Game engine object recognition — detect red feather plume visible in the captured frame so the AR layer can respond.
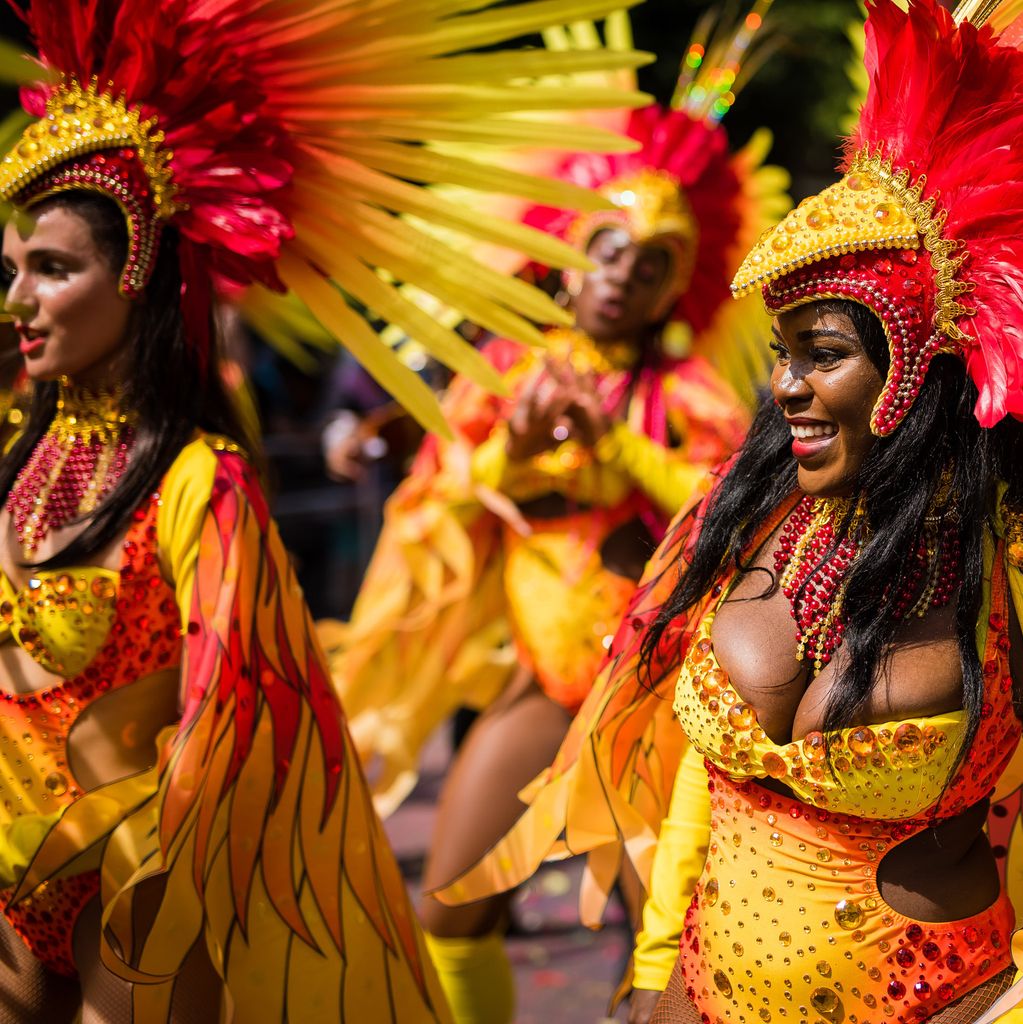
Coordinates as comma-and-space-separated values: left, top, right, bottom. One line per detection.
846, 0, 1023, 425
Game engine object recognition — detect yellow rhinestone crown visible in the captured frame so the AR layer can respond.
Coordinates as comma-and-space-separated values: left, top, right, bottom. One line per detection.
731, 149, 973, 344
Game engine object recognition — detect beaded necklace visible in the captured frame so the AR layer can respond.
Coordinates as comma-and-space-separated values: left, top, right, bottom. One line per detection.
5, 378, 136, 556
773, 491, 961, 673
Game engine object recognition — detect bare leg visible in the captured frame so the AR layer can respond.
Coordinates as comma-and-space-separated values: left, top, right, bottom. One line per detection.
419, 675, 572, 936
0, 913, 79, 1024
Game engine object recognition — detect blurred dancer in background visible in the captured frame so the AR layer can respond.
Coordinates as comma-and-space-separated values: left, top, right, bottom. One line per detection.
326, 11, 790, 1021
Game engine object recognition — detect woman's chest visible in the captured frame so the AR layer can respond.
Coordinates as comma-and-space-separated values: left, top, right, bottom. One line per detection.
710, 566, 965, 746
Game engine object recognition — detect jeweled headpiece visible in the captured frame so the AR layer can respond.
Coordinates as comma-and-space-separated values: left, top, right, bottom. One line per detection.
0, 0, 652, 431
732, 0, 1023, 435
0, 80, 177, 296
527, 1, 787, 335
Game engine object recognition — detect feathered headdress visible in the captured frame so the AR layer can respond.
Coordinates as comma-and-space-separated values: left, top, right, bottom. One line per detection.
521, 1, 790, 380
733, 0, 1023, 434
0, 0, 654, 432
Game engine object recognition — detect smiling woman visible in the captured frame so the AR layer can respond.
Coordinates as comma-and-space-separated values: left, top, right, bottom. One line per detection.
432, 4, 1023, 1023
770, 301, 885, 496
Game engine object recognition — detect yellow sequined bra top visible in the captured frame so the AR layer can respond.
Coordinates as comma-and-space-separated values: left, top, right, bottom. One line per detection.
672, 576, 1020, 822
0, 567, 119, 679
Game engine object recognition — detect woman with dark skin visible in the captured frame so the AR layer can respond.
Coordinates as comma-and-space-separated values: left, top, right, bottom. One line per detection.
433, 5, 1023, 1020
418, 229, 711, 945
647, 301, 1023, 1021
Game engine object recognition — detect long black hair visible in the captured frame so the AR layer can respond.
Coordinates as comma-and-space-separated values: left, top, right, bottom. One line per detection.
0, 191, 259, 568
640, 299, 1023, 769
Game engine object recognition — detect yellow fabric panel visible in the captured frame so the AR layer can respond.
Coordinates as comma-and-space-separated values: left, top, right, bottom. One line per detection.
424, 931, 515, 1024
0, 566, 119, 677
595, 421, 707, 517
0, 811, 63, 890
155, 434, 220, 630
631, 741, 710, 992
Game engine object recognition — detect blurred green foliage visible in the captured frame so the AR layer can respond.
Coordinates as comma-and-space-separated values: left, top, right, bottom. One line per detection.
632, 0, 863, 198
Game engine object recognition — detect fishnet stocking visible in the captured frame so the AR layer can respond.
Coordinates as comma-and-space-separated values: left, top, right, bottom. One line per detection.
649, 959, 701, 1024
926, 966, 1015, 1022
0, 914, 79, 1024
648, 958, 1016, 1023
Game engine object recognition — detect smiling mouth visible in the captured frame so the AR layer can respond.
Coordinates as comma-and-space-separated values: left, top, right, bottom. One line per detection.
789, 423, 837, 440
17, 328, 47, 355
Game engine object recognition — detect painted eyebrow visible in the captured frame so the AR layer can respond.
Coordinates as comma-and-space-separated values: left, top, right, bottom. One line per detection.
796, 327, 856, 343
770, 326, 857, 343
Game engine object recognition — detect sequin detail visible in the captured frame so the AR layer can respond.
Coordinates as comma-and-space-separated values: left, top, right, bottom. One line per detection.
0, 493, 182, 975
672, 545, 1019, 1020
0, 870, 100, 976
679, 769, 1014, 1023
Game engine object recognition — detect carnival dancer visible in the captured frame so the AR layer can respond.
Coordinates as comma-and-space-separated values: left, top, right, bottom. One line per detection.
0, 0, 655, 1019
434, 2, 1023, 1021
325, 16, 788, 1022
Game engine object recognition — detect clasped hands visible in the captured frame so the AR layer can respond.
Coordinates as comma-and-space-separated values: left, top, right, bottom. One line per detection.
505, 356, 612, 461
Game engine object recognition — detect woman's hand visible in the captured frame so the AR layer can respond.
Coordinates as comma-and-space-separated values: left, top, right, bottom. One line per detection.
504, 357, 613, 460
505, 366, 574, 461
628, 988, 663, 1024
545, 357, 612, 446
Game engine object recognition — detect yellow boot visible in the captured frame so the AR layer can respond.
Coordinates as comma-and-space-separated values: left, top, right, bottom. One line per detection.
423, 931, 515, 1024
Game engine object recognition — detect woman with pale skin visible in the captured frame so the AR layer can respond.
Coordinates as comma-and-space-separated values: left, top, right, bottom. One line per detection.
0, 191, 452, 1024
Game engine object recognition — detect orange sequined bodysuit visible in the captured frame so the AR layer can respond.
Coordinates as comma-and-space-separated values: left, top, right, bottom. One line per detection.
0, 496, 180, 975
672, 551, 1020, 1022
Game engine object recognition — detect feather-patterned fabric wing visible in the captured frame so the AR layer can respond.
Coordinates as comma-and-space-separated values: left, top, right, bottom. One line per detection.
13, 444, 451, 1022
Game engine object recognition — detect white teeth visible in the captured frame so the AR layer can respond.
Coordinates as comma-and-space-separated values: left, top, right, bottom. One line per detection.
790, 423, 837, 439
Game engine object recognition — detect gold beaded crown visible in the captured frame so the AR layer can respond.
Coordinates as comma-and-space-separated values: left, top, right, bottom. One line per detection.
568, 166, 701, 314
539, 1, 780, 333
0, 79, 178, 296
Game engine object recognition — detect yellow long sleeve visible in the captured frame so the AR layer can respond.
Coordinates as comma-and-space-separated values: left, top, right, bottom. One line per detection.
595, 421, 707, 517
631, 742, 711, 992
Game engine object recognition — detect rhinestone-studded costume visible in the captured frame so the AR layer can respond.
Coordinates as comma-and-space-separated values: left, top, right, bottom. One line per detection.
0, 497, 172, 977
435, 471, 1023, 1021
672, 581, 1018, 1020
432, 2, 1023, 1019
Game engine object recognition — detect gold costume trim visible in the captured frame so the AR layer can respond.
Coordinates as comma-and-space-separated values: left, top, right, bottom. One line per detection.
0, 78, 177, 218
731, 149, 972, 349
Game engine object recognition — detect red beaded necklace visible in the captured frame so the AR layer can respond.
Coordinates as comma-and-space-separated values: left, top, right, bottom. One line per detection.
773, 491, 960, 674
6, 379, 136, 556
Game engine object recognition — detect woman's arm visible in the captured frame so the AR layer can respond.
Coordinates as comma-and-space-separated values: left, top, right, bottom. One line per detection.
630, 744, 711, 1003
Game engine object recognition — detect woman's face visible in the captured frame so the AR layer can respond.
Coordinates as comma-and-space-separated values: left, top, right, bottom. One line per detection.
572, 228, 671, 344
770, 303, 885, 497
2, 205, 133, 385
